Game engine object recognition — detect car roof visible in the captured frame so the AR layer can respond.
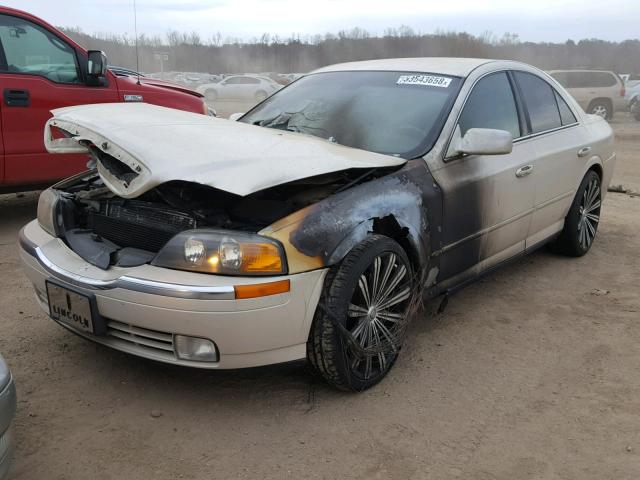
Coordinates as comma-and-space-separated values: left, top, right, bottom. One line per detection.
312, 57, 496, 77
548, 69, 616, 74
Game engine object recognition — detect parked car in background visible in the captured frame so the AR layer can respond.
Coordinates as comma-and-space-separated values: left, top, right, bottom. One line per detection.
548, 69, 626, 119
0, 354, 16, 479
0, 6, 211, 193
619, 73, 640, 83
630, 92, 640, 121
20, 58, 615, 391
196, 75, 281, 102
625, 79, 640, 101
284, 73, 305, 82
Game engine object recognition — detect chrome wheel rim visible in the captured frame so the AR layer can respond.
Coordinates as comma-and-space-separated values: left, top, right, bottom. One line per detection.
346, 252, 412, 380
578, 177, 601, 250
592, 105, 608, 118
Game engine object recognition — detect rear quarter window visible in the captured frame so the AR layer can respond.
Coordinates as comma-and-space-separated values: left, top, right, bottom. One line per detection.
585, 72, 618, 88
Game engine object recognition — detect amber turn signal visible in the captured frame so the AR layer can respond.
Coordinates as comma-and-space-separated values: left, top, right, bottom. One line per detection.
234, 280, 290, 299
240, 243, 283, 273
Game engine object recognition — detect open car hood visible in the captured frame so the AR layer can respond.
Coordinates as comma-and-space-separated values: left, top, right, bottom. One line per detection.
44, 103, 406, 198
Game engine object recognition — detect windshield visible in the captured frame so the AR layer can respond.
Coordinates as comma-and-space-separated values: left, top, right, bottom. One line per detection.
240, 71, 462, 158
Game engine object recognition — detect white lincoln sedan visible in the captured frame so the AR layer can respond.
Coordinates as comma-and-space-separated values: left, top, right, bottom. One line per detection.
19, 58, 615, 391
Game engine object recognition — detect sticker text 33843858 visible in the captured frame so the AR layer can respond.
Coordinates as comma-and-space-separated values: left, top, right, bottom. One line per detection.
397, 74, 452, 88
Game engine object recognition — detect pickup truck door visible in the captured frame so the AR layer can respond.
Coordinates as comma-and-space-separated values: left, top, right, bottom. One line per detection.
0, 13, 118, 189
433, 71, 536, 287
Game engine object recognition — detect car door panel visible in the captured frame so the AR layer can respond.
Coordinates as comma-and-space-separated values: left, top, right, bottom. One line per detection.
0, 100, 3, 183
0, 14, 119, 186
511, 71, 591, 249
434, 142, 536, 286
0, 73, 118, 186
526, 127, 588, 248
432, 71, 536, 287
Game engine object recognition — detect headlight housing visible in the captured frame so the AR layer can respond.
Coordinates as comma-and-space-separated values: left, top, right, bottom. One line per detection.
152, 230, 287, 276
37, 188, 60, 237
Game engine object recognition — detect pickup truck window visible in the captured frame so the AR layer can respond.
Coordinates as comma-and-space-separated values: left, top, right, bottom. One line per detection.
0, 14, 81, 84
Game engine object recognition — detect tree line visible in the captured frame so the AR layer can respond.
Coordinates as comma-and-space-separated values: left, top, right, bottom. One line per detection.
60, 26, 640, 75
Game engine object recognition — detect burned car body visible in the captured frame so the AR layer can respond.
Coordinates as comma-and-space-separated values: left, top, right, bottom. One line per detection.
19, 58, 616, 390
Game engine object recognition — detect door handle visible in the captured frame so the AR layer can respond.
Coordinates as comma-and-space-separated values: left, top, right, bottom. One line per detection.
515, 165, 534, 178
3, 89, 30, 107
577, 146, 592, 157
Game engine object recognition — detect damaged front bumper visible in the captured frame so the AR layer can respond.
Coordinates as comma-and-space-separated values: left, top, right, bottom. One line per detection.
19, 220, 327, 369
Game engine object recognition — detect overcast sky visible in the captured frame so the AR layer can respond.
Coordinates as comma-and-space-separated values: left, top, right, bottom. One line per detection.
4, 0, 638, 43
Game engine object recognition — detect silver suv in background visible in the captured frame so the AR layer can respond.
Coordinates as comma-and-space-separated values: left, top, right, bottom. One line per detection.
548, 69, 626, 119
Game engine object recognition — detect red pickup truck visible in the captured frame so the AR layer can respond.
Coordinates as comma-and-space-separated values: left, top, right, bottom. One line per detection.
0, 6, 210, 192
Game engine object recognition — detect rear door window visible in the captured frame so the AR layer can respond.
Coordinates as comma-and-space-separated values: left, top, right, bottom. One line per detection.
458, 72, 521, 139
514, 72, 562, 133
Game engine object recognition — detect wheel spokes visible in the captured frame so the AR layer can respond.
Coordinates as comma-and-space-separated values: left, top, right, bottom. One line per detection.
374, 253, 396, 304
377, 265, 407, 306
378, 286, 411, 311
358, 275, 372, 307
348, 303, 369, 317
345, 250, 413, 380
586, 199, 601, 213
371, 256, 382, 302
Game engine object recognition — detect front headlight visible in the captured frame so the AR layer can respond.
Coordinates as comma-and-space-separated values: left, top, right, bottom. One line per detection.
37, 188, 60, 236
152, 230, 287, 276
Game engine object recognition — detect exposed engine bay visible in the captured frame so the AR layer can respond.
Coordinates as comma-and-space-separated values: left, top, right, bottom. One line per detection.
53, 166, 396, 270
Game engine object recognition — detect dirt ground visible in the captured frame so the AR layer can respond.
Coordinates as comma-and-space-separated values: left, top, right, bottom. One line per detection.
0, 115, 639, 480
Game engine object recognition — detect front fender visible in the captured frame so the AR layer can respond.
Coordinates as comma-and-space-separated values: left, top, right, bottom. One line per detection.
261, 160, 439, 275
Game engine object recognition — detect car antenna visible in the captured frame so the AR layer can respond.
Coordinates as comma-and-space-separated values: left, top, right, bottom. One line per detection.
133, 0, 141, 85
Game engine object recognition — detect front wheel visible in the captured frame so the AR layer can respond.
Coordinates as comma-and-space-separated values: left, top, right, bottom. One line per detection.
551, 171, 601, 256
307, 235, 415, 391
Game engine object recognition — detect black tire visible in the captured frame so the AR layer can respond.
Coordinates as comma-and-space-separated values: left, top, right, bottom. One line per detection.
588, 100, 612, 120
550, 171, 602, 257
204, 89, 218, 101
307, 235, 414, 391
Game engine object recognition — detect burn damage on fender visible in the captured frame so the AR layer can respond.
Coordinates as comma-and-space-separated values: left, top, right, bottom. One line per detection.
261, 159, 443, 282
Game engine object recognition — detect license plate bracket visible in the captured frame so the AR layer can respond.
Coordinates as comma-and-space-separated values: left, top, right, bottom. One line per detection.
45, 280, 107, 336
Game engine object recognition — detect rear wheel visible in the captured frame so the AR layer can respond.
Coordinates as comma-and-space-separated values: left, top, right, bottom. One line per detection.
588, 100, 612, 120
551, 171, 601, 256
255, 90, 268, 102
307, 235, 415, 391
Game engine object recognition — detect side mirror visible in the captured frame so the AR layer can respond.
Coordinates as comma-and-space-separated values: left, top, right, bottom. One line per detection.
448, 126, 513, 157
87, 50, 107, 78
228, 112, 245, 121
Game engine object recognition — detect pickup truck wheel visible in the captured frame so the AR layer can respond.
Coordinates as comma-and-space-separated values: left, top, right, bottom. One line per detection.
551, 171, 601, 257
307, 235, 414, 391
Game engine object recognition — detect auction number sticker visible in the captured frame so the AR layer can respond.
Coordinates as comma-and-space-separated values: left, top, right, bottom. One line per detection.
397, 74, 452, 88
